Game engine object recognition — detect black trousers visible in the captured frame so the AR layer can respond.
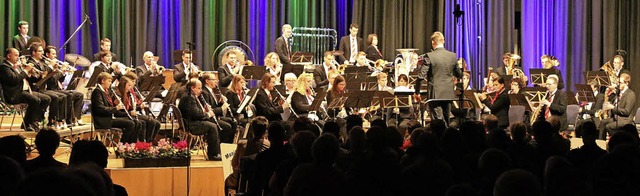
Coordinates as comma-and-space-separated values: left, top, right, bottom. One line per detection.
13, 91, 50, 127
57, 90, 83, 122
136, 114, 160, 142
112, 117, 138, 143
188, 120, 221, 158
42, 90, 66, 122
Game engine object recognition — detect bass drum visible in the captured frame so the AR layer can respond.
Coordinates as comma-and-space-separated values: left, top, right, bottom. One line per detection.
213, 46, 247, 70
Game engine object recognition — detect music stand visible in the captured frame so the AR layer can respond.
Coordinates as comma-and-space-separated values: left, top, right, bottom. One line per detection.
157, 82, 183, 120
346, 76, 366, 91
344, 66, 369, 80
509, 94, 532, 111
501, 75, 514, 91
456, 90, 482, 109
585, 71, 611, 87
529, 69, 555, 87
140, 77, 165, 103
35, 70, 59, 89
241, 66, 266, 80
309, 91, 327, 112
85, 67, 105, 88
281, 64, 305, 77
291, 52, 314, 64
566, 91, 578, 105
364, 76, 379, 91
575, 84, 596, 103
522, 87, 548, 110
66, 70, 85, 90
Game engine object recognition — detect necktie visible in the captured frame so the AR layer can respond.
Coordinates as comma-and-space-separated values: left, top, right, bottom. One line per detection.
376, 46, 383, 57
545, 93, 554, 118
104, 90, 114, 106
350, 37, 357, 62
491, 90, 501, 104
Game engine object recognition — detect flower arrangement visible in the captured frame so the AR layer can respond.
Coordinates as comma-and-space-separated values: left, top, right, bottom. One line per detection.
117, 139, 190, 159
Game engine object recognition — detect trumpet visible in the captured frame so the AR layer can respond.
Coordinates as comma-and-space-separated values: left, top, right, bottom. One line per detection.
43, 57, 77, 72
19, 57, 44, 76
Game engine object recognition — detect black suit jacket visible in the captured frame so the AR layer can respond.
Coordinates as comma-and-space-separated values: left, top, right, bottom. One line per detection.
313, 65, 330, 87
93, 52, 118, 62
482, 89, 510, 129
254, 88, 284, 121
225, 90, 247, 117
611, 89, 636, 125
217, 64, 234, 88
426, 47, 460, 99
365, 45, 383, 61
582, 93, 604, 116
90, 86, 130, 128
178, 94, 212, 129
338, 35, 365, 63
12, 35, 30, 55
173, 63, 200, 84
538, 90, 568, 131
291, 91, 310, 115
0, 60, 29, 104
202, 87, 225, 116
274, 36, 291, 65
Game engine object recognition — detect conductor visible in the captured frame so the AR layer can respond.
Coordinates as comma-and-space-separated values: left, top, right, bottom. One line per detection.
424, 32, 462, 124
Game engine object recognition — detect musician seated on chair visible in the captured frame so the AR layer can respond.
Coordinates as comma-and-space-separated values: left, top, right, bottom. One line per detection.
575, 80, 604, 137
90, 72, 138, 143
218, 50, 240, 88
284, 72, 297, 95
255, 73, 290, 122
377, 72, 393, 92
86, 51, 125, 79
120, 73, 161, 142
27, 43, 67, 129
44, 46, 85, 127
291, 73, 319, 120
225, 74, 252, 124
137, 51, 165, 77
178, 78, 222, 160
538, 74, 568, 132
201, 72, 236, 143
598, 73, 635, 139
479, 77, 510, 130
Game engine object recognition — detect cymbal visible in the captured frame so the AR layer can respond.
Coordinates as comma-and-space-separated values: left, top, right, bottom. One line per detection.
64, 53, 92, 67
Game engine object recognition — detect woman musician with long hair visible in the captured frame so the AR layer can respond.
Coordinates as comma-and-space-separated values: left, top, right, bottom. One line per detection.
264, 52, 283, 84
225, 74, 252, 124
121, 72, 161, 142
326, 75, 348, 118
291, 73, 323, 122
90, 72, 139, 143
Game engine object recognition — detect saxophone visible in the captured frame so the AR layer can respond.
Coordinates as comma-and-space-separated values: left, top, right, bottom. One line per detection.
530, 103, 543, 125
595, 88, 612, 120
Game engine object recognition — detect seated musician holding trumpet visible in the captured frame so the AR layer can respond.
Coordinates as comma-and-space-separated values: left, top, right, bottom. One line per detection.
27, 43, 69, 129
120, 72, 161, 142
137, 51, 165, 77
314, 51, 337, 88
90, 72, 139, 143
43, 46, 84, 127
178, 78, 223, 160
0, 48, 50, 131
597, 73, 635, 139
218, 50, 241, 88
86, 51, 127, 79
173, 49, 200, 84
201, 72, 236, 143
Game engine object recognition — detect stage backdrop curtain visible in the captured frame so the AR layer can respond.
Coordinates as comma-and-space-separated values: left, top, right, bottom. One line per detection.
444, 0, 486, 89
521, 0, 640, 97
1, 0, 353, 71
352, 0, 445, 61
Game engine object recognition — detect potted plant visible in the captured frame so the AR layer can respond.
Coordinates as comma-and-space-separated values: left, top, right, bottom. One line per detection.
117, 139, 191, 168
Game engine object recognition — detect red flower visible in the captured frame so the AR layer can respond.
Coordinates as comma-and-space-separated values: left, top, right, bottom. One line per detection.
173, 141, 188, 150
135, 141, 152, 151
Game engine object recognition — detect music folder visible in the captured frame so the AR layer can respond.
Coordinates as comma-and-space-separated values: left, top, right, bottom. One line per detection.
85, 66, 104, 88
241, 66, 266, 80
508, 94, 532, 111
239, 87, 260, 114
309, 90, 327, 112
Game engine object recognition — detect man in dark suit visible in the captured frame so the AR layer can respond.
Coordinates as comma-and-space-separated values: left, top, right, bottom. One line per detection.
540, 55, 565, 90
27, 44, 67, 128
314, 51, 335, 88
201, 72, 236, 143
92, 38, 118, 62
0, 48, 50, 131
90, 72, 138, 143
575, 80, 605, 137
538, 74, 568, 132
338, 23, 365, 64
178, 79, 222, 160
136, 51, 164, 77
480, 77, 510, 129
44, 46, 85, 126
173, 49, 200, 84
598, 73, 635, 139
611, 55, 631, 78
254, 73, 290, 121
25, 128, 67, 173
217, 50, 239, 88
424, 31, 462, 124
274, 24, 292, 65
12, 21, 30, 55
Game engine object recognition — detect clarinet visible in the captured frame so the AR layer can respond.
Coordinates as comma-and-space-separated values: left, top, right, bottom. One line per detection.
216, 87, 236, 123
201, 96, 223, 131
134, 86, 156, 118
274, 87, 299, 118
111, 88, 134, 120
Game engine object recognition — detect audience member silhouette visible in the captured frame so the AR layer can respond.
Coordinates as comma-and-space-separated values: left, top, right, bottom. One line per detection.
252, 121, 294, 195
25, 128, 67, 173
0, 156, 24, 195
269, 131, 317, 196
0, 135, 27, 167
493, 169, 540, 196
476, 149, 512, 196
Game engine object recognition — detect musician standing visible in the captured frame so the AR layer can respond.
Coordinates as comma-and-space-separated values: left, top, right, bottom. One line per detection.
201, 72, 236, 143
598, 73, 635, 139
1, 48, 50, 131
274, 24, 293, 66
424, 32, 462, 124
314, 51, 335, 88
178, 79, 222, 160
26, 44, 67, 129
479, 77, 510, 129
339, 23, 365, 64
90, 72, 138, 143
217, 50, 239, 88
93, 38, 118, 62
538, 75, 568, 132
12, 21, 30, 55
611, 55, 630, 77
43, 46, 85, 127
254, 73, 290, 121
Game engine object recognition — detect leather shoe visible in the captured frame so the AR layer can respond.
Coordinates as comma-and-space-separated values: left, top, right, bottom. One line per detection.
208, 154, 222, 161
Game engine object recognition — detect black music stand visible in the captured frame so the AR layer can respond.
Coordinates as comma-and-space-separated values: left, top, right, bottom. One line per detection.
85, 67, 105, 88
454, 90, 482, 109
509, 94, 532, 112
281, 64, 305, 77
501, 75, 514, 91
309, 91, 327, 113
140, 77, 165, 103
327, 93, 349, 117
344, 91, 376, 109
66, 70, 85, 90
346, 76, 366, 91
364, 76, 379, 91
35, 70, 60, 90
566, 91, 578, 105
241, 66, 266, 80
575, 84, 596, 103
344, 67, 369, 80
291, 52, 314, 64
529, 69, 555, 87
157, 82, 183, 121
585, 71, 611, 87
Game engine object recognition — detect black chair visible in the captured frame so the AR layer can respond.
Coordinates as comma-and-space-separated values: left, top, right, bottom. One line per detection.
170, 104, 208, 160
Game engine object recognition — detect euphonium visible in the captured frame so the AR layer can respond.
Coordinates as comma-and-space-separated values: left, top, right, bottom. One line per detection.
512, 68, 525, 79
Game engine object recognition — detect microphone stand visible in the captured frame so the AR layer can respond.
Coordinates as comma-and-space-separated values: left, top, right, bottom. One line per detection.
453, 3, 465, 127
59, 14, 92, 53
